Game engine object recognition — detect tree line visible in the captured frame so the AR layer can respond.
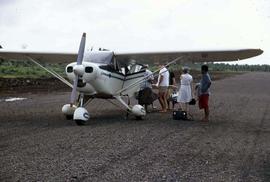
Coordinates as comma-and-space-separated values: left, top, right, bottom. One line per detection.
207, 63, 270, 72
0, 59, 269, 78
176, 63, 270, 72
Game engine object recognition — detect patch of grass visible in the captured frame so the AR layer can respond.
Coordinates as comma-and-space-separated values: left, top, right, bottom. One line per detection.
0, 60, 65, 78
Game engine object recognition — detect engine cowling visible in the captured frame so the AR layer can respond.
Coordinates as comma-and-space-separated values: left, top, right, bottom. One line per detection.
82, 63, 99, 82
65, 62, 99, 83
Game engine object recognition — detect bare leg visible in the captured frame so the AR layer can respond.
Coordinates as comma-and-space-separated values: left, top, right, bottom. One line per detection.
204, 107, 209, 121
177, 103, 182, 111
158, 92, 165, 111
158, 97, 163, 110
167, 100, 170, 110
184, 103, 188, 112
163, 92, 168, 111
180, 102, 186, 111
185, 103, 189, 112
186, 103, 193, 120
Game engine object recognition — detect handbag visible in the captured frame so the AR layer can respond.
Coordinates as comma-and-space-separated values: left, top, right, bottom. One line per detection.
189, 98, 196, 105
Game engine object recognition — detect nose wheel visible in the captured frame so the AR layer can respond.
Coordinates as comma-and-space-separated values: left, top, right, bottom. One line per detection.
73, 94, 90, 125
62, 93, 91, 125
75, 120, 86, 125
73, 106, 89, 125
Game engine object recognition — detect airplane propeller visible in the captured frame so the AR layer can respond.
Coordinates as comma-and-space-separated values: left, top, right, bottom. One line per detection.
70, 33, 86, 105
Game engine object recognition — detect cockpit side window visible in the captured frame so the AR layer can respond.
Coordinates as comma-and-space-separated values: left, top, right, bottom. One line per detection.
99, 55, 145, 76
127, 64, 143, 74
99, 55, 125, 75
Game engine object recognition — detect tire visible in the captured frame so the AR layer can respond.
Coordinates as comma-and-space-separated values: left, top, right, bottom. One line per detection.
65, 115, 73, 120
135, 116, 143, 120
75, 120, 86, 125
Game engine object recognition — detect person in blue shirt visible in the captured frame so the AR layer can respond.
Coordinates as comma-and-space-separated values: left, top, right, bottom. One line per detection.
198, 65, 211, 122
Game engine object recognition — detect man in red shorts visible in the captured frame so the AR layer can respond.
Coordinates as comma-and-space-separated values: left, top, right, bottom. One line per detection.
198, 65, 211, 122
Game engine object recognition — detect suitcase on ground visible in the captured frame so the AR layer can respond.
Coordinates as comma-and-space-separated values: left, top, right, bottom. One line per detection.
172, 110, 187, 120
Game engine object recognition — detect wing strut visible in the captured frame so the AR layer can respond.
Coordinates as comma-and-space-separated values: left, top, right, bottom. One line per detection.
27, 57, 73, 88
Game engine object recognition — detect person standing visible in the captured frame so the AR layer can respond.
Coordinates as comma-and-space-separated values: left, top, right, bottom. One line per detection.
198, 65, 211, 122
138, 65, 156, 112
140, 64, 154, 89
177, 67, 193, 116
166, 66, 176, 110
156, 64, 169, 112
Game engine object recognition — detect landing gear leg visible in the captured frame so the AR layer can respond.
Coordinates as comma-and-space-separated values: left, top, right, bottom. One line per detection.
115, 96, 146, 119
125, 96, 131, 119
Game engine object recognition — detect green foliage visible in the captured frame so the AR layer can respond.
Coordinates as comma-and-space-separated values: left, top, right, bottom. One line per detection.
0, 59, 65, 78
205, 63, 270, 72
165, 62, 270, 72
0, 59, 269, 79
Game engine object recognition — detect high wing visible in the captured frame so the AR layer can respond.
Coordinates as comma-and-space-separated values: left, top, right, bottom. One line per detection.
0, 50, 77, 63
115, 49, 263, 64
0, 48, 263, 63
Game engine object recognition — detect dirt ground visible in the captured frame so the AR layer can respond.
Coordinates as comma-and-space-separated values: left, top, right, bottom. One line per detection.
0, 72, 270, 181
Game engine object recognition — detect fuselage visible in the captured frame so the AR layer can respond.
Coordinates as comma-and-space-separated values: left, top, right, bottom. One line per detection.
65, 51, 145, 98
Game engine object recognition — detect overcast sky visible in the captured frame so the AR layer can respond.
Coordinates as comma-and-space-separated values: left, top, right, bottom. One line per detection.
0, 0, 269, 64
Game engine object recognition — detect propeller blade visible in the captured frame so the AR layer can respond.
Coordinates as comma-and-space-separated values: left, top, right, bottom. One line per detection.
76, 32, 86, 65
70, 75, 78, 105
70, 33, 86, 105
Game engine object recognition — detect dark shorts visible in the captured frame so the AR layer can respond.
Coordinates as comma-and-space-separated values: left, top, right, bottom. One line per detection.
199, 94, 209, 109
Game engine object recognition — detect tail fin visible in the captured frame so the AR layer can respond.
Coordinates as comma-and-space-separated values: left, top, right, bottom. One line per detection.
0, 45, 2, 49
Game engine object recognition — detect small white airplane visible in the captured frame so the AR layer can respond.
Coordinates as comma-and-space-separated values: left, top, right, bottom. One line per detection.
0, 33, 263, 125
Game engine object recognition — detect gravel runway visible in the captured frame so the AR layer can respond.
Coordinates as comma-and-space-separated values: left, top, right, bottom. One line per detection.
0, 72, 270, 181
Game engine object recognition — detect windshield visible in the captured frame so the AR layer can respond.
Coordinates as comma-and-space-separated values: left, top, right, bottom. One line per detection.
84, 51, 114, 64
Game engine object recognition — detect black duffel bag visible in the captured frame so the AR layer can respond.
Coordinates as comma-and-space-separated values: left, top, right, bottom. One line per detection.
138, 87, 158, 105
172, 110, 188, 120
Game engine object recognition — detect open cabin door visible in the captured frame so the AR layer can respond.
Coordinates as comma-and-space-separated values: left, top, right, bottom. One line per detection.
118, 59, 146, 97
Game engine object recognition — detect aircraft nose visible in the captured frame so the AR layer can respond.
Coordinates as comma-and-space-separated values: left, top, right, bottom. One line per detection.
66, 63, 98, 82
73, 65, 85, 76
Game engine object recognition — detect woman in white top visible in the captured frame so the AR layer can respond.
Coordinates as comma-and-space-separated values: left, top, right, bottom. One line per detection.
177, 67, 193, 114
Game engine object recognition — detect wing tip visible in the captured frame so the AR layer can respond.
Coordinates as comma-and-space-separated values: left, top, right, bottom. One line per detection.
252, 48, 264, 57
258, 49, 263, 55
238, 48, 264, 61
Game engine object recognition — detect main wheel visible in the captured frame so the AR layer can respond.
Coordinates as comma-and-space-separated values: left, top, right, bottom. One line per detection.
75, 120, 86, 125
135, 116, 143, 120
66, 115, 73, 120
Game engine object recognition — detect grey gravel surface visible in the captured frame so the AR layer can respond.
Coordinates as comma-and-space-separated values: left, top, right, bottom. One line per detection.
0, 72, 270, 182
